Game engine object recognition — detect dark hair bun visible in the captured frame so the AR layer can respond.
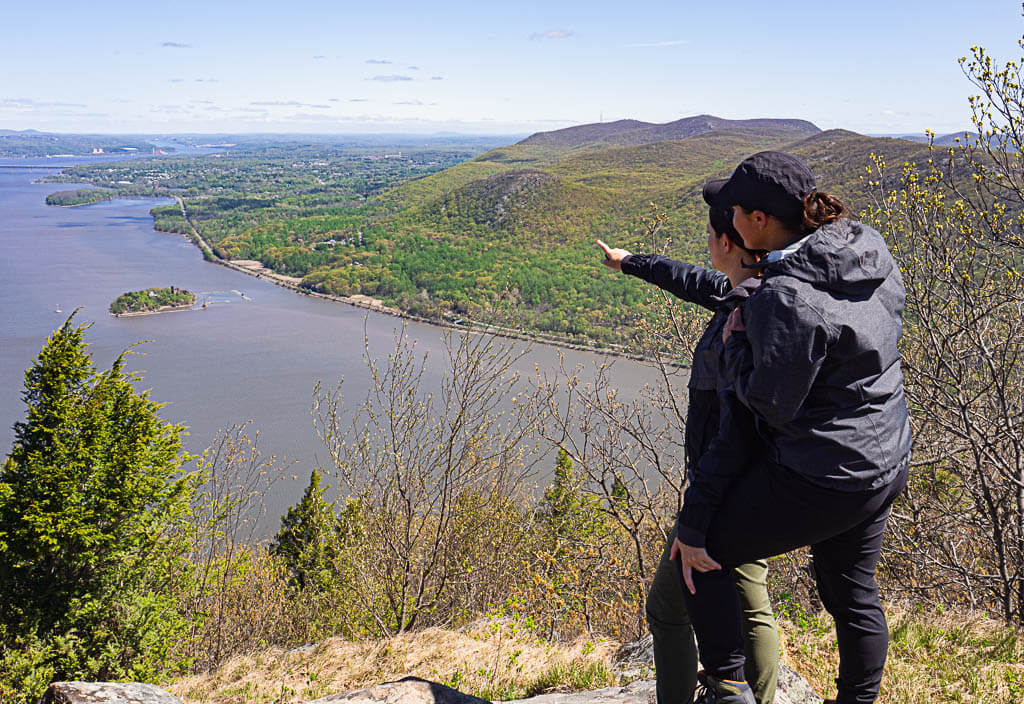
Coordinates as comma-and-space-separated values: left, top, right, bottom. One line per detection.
802, 192, 848, 231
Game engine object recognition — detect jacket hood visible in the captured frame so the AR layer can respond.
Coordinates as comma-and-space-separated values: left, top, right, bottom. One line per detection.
761, 219, 893, 296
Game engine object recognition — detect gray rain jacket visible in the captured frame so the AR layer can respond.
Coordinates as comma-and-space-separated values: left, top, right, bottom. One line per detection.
677, 219, 913, 546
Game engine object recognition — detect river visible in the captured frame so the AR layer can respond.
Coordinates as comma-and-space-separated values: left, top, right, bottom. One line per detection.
0, 156, 677, 531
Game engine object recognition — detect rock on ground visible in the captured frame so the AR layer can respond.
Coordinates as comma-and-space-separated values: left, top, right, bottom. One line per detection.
307, 677, 491, 704
501, 677, 823, 704
309, 674, 821, 704
613, 634, 823, 704
502, 680, 656, 704
38, 682, 183, 704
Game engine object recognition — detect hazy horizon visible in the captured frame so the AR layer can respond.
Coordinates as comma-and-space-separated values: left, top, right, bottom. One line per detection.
4, 0, 1023, 136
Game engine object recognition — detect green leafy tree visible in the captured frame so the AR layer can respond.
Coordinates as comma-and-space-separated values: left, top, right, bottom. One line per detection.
0, 314, 194, 701
540, 450, 605, 542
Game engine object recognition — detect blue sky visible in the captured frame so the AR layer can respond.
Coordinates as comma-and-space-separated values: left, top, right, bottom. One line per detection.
3, 0, 1023, 135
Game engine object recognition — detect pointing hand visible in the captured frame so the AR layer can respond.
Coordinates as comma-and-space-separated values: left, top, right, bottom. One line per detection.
597, 239, 632, 271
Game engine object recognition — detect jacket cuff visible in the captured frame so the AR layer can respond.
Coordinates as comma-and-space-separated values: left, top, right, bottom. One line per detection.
675, 513, 707, 549
620, 253, 643, 277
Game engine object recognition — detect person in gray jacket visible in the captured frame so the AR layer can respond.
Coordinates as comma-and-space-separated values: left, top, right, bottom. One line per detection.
672, 152, 912, 704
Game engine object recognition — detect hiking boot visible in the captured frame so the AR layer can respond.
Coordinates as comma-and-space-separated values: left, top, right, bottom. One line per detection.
693, 674, 757, 704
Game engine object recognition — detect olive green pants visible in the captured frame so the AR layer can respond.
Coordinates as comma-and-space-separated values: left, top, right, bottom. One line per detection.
645, 526, 779, 704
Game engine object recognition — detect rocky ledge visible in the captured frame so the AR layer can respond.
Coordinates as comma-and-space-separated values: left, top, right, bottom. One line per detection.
40, 635, 823, 704
40, 670, 822, 704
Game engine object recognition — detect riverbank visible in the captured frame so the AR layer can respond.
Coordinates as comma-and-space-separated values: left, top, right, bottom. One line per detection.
219, 257, 652, 362
111, 302, 195, 318
168, 198, 656, 364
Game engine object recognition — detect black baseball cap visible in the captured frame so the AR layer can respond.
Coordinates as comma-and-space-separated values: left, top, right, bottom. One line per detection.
703, 151, 816, 218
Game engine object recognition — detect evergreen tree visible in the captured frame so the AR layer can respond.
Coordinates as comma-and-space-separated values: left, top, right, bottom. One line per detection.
533, 449, 609, 635
271, 468, 338, 589
540, 449, 604, 541
0, 314, 193, 699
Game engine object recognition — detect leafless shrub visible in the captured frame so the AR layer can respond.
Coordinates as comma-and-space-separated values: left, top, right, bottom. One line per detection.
867, 39, 1024, 622
313, 325, 542, 636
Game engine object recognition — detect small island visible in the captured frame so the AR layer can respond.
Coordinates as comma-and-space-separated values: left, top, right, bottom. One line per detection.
110, 287, 196, 316
46, 188, 116, 207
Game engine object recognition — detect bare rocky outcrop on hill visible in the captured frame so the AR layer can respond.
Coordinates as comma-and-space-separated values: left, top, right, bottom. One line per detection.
519, 115, 820, 150
438, 169, 558, 228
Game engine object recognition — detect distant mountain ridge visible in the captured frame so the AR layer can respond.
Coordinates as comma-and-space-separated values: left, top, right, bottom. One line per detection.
893, 131, 980, 147
519, 114, 821, 149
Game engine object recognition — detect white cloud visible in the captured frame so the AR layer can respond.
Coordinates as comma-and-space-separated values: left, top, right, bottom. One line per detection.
152, 105, 190, 114
530, 29, 573, 40
252, 100, 308, 107
619, 39, 688, 48
0, 98, 86, 109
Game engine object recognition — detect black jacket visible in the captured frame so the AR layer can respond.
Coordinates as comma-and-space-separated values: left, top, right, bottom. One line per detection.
625, 221, 913, 547
675, 277, 764, 547
620, 253, 733, 473
622, 255, 768, 548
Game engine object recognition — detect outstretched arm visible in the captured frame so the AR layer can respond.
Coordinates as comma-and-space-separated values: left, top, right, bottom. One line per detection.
596, 239, 730, 310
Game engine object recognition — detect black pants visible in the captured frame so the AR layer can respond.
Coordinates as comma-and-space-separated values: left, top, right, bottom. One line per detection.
680, 457, 909, 704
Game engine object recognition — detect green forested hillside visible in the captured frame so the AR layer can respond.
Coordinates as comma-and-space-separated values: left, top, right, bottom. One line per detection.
272, 125, 934, 345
